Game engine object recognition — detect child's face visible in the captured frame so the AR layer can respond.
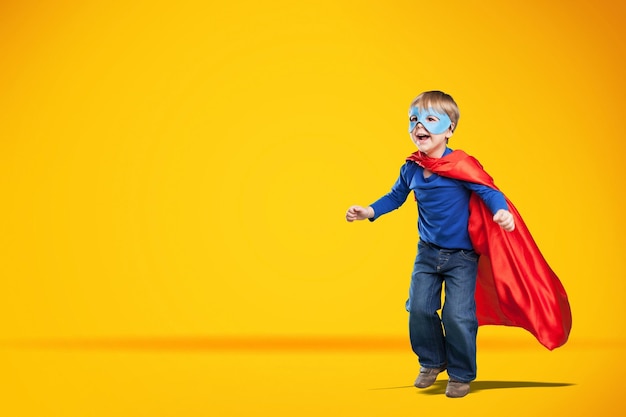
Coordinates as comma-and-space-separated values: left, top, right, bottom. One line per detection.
408, 107, 454, 157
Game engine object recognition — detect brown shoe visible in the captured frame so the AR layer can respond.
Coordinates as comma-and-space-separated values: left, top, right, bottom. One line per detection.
414, 365, 446, 388
445, 379, 470, 398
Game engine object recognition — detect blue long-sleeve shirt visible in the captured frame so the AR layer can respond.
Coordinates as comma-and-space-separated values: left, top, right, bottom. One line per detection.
370, 148, 508, 250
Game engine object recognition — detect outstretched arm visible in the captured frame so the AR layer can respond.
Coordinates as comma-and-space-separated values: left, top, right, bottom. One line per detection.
345, 205, 374, 222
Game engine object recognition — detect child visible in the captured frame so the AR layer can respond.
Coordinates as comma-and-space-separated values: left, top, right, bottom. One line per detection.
345, 91, 570, 398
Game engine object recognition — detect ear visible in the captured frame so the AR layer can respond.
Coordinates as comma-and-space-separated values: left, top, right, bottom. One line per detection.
446, 123, 455, 139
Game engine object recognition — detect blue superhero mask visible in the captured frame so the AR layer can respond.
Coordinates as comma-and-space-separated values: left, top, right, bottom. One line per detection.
408, 107, 452, 135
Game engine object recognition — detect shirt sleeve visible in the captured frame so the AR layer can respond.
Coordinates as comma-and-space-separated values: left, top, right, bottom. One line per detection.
369, 164, 412, 221
463, 182, 509, 215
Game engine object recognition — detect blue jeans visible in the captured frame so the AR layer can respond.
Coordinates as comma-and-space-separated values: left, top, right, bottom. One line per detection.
406, 240, 479, 382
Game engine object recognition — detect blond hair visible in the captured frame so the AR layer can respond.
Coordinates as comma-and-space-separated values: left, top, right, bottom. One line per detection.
410, 91, 460, 132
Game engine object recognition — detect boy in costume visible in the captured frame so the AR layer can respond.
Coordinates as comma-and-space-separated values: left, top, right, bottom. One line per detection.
345, 91, 571, 398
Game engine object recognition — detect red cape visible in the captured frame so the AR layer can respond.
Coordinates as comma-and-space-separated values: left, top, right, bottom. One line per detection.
407, 150, 572, 350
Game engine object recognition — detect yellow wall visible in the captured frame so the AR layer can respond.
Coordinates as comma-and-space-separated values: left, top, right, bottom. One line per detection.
0, 0, 624, 345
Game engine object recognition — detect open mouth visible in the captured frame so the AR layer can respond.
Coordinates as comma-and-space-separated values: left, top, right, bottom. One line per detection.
415, 133, 430, 142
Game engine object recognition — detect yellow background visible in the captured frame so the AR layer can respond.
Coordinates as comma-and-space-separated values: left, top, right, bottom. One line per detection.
0, 0, 625, 415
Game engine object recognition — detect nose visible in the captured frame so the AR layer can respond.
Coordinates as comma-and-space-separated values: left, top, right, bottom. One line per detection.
412, 122, 425, 132
409, 117, 427, 134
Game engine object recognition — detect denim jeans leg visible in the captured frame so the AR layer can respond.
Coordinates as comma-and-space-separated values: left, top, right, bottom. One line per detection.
440, 249, 479, 382
406, 242, 447, 368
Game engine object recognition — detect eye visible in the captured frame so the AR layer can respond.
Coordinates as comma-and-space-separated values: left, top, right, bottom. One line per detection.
426, 116, 439, 123
409, 116, 418, 122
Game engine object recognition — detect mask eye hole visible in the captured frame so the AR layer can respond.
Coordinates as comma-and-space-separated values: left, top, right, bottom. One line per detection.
425, 116, 439, 123
409, 116, 418, 122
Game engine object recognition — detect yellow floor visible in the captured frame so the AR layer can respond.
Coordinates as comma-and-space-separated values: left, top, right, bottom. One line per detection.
0, 336, 621, 417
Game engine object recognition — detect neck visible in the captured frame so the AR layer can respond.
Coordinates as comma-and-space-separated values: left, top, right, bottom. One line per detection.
421, 146, 447, 159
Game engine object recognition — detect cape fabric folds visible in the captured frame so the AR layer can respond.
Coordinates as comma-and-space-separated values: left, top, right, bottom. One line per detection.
406, 150, 572, 350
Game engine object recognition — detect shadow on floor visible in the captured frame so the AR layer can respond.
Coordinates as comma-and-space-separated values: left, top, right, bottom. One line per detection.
371, 380, 574, 393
